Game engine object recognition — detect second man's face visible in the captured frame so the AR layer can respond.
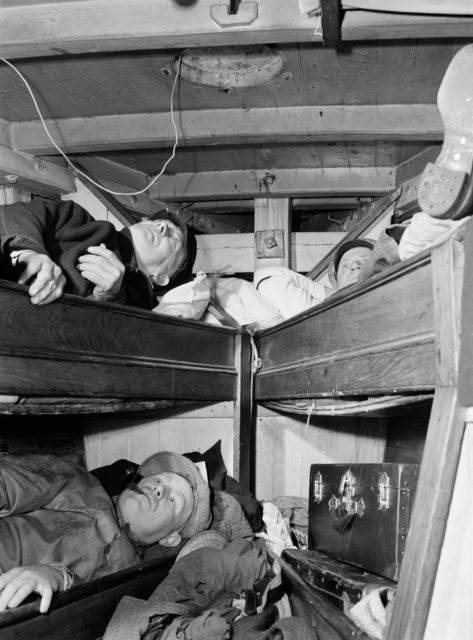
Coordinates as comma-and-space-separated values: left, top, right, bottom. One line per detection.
129, 220, 183, 286
118, 471, 194, 545
336, 246, 372, 289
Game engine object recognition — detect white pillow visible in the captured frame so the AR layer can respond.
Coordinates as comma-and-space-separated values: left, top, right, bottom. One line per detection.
153, 271, 210, 320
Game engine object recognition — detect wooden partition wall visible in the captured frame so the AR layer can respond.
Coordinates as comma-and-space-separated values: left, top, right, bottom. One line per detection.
253, 220, 471, 640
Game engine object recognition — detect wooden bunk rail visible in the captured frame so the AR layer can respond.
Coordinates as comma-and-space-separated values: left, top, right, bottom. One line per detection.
254, 251, 436, 400
0, 553, 176, 640
0, 280, 238, 400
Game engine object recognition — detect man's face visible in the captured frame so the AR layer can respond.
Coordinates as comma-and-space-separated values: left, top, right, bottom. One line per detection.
118, 471, 194, 545
336, 246, 372, 289
129, 219, 184, 286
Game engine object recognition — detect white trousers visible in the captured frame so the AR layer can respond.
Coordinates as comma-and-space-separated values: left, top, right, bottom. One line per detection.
254, 267, 331, 319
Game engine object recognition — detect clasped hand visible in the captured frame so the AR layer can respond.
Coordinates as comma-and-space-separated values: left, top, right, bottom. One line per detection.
17, 244, 125, 305
0, 564, 63, 613
77, 243, 125, 299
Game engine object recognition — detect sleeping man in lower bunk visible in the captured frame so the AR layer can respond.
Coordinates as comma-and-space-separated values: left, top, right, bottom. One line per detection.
0, 450, 314, 639
0, 450, 253, 613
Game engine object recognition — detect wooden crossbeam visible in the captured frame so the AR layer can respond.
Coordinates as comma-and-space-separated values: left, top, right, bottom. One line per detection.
343, 9, 473, 40
149, 167, 395, 202
73, 163, 138, 227
0, 0, 322, 59
10, 105, 443, 156
0, 144, 74, 195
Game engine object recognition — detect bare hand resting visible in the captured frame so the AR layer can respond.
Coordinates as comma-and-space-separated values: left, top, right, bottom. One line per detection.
17, 252, 66, 305
0, 564, 64, 613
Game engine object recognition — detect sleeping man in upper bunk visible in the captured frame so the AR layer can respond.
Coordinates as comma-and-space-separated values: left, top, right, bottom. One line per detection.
205, 237, 375, 329
254, 237, 374, 320
0, 199, 196, 309
0, 450, 253, 614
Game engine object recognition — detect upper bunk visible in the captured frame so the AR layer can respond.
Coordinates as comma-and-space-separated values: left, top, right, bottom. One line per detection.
253, 216, 469, 414
0, 280, 241, 412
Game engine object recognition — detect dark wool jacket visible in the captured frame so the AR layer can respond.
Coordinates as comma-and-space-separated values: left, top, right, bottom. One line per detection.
0, 200, 196, 309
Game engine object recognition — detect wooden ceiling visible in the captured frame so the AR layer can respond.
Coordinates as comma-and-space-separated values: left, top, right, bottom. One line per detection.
0, 1, 472, 217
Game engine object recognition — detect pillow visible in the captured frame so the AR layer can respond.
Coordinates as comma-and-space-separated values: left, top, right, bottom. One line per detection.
153, 271, 210, 320
91, 459, 139, 497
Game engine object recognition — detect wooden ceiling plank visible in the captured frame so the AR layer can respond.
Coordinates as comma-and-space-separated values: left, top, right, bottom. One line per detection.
348, 142, 376, 168
10, 105, 443, 155
0, 144, 74, 195
406, 42, 461, 104
298, 44, 344, 106
375, 140, 403, 168
342, 10, 473, 41
337, 43, 378, 105
269, 44, 308, 110
320, 142, 349, 169
149, 167, 395, 201
395, 145, 441, 185
0, 1, 322, 60
376, 41, 419, 106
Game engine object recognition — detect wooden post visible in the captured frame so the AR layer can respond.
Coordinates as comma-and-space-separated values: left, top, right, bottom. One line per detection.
387, 231, 468, 639
232, 332, 254, 494
254, 197, 292, 271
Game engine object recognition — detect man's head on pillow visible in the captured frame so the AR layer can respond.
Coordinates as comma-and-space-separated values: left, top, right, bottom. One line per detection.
117, 452, 212, 547
333, 239, 374, 289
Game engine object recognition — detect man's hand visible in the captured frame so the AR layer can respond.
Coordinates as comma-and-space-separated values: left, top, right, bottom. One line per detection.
77, 244, 125, 299
17, 252, 66, 305
0, 564, 64, 613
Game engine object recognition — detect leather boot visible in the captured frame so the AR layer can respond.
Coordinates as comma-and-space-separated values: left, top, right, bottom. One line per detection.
418, 44, 473, 219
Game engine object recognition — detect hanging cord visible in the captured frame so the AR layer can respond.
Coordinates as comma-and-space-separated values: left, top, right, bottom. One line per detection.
250, 335, 262, 374
314, 9, 323, 38
306, 400, 316, 427
0, 55, 182, 197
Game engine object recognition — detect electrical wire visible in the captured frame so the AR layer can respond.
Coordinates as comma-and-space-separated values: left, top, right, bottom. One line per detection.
0, 56, 182, 197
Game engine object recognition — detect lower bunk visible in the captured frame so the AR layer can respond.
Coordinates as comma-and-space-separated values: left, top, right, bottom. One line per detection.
0, 553, 176, 640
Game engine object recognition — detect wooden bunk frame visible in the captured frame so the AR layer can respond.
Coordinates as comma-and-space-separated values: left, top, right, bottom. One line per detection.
0, 217, 470, 639
254, 249, 436, 401
253, 219, 471, 640
0, 279, 237, 400
0, 279, 253, 485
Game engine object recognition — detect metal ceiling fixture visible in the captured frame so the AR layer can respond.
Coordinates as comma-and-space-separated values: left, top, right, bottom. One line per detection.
175, 45, 285, 89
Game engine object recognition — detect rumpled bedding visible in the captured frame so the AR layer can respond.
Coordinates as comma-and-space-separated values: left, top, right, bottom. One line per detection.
103, 538, 275, 640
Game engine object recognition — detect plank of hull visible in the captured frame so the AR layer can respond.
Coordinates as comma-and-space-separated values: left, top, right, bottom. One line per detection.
0, 281, 237, 400
254, 253, 436, 399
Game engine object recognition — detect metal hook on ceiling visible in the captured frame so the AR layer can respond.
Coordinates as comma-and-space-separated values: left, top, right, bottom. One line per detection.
229, 0, 241, 14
